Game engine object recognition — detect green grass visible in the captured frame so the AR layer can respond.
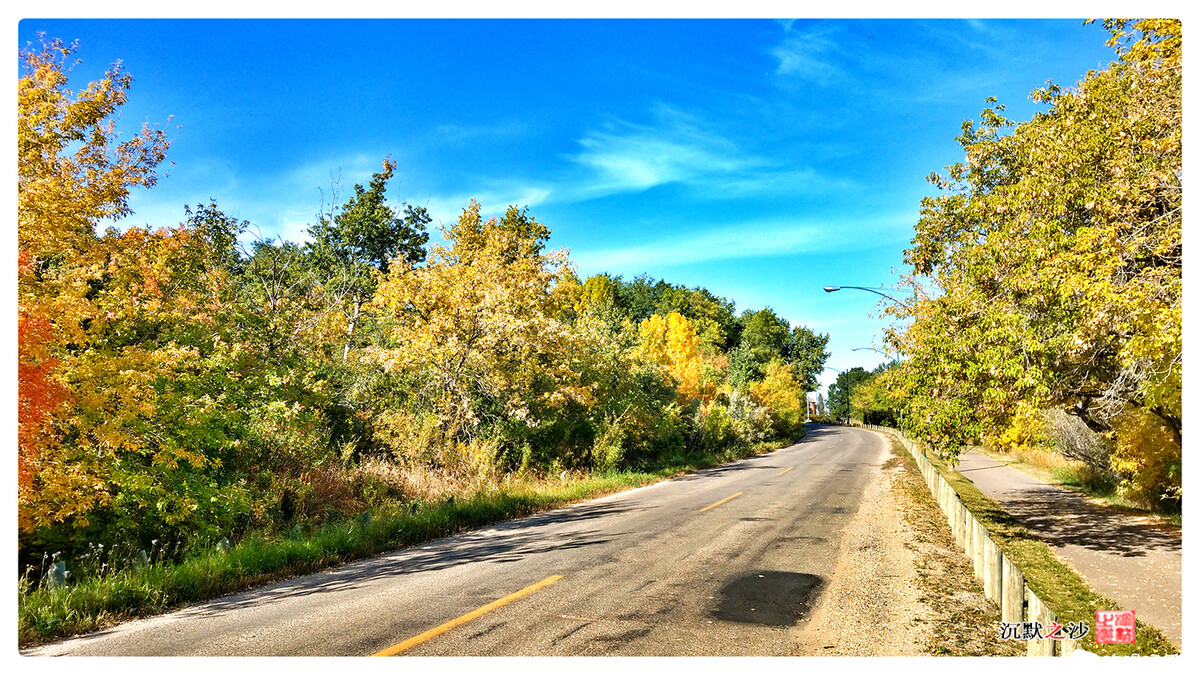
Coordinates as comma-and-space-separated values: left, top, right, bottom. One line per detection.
923, 450, 1179, 656
18, 438, 789, 647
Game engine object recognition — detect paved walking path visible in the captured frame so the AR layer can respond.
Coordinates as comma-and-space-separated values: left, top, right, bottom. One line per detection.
956, 450, 1182, 649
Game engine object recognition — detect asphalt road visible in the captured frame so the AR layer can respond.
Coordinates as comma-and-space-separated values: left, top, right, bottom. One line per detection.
25, 424, 888, 657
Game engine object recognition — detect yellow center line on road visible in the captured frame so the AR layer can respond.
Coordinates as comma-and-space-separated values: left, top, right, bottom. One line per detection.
372, 574, 564, 656
699, 492, 743, 512
776, 466, 794, 476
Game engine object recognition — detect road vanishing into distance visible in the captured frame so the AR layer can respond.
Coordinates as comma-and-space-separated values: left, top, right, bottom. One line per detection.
26, 425, 888, 657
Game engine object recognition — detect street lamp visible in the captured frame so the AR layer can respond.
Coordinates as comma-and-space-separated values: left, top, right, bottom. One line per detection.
823, 285, 905, 306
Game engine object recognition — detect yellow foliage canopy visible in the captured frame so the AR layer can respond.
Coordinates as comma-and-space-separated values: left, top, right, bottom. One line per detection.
892, 19, 1181, 466
635, 312, 710, 403
370, 201, 588, 445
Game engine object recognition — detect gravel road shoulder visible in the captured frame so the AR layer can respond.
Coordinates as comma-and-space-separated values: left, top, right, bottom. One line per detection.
792, 432, 1022, 656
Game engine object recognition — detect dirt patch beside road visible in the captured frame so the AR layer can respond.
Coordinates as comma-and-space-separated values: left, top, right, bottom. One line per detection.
793, 435, 1022, 656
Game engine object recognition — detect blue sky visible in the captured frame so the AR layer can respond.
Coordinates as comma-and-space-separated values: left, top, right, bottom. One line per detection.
16, 15, 1127, 396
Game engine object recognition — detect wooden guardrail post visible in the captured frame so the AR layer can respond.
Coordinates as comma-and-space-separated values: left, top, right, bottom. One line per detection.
982, 536, 1002, 604
1026, 589, 1056, 656
1000, 556, 1024, 623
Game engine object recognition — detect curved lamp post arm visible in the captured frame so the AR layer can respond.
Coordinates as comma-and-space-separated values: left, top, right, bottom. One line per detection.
851, 346, 890, 356
823, 285, 908, 307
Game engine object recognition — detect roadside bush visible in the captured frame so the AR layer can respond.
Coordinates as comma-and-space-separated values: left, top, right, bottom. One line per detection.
727, 390, 773, 444
590, 417, 627, 472
692, 402, 738, 454
522, 405, 597, 471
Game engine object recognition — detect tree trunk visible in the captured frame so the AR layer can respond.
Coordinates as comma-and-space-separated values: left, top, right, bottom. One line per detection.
342, 294, 361, 361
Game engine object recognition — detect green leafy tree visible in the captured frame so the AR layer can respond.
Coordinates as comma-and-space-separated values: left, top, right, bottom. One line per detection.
727, 342, 761, 390
850, 363, 904, 426
738, 308, 790, 362
616, 274, 670, 324
729, 309, 829, 394
787, 325, 831, 392
306, 158, 430, 360
827, 367, 872, 422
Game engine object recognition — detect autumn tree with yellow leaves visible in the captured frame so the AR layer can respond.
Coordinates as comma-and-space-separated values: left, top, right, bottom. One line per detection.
749, 359, 809, 438
890, 19, 1182, 509
18, 37, 173, 531
635, 312, 708, 403
369, 201, 588, 456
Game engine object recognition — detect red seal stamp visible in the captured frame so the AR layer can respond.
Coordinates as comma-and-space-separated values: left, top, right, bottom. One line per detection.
1095, 610, 1136, 644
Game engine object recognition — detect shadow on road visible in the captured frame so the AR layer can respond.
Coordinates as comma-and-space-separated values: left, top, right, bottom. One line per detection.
997, 486, 1180, 558
799, 424, 844, 442
674, 460, 766, 481
178, 499, 636, 619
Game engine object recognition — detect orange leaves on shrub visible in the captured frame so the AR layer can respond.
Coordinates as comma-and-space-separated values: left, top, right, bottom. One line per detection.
17, 301, 71, 494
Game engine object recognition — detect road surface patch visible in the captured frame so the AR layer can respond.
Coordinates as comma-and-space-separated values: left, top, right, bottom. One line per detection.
712, 570, 824, 626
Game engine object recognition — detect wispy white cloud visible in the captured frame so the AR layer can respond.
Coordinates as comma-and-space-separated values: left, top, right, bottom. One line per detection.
433, 120, 529, 144
769, 24, 843, 84
964, 19, 990, 34
936, 18, 1008, 54
125, 103, 845, 249
569, 105, 762, 197
564, 103, 838, 201
574, 214, 912, 272
401, 103, 845, 228
718, 167, 854, 196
